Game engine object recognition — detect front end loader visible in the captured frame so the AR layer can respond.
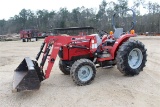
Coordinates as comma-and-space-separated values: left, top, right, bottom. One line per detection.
13, 35, 98, 92
13, 9, 147, 92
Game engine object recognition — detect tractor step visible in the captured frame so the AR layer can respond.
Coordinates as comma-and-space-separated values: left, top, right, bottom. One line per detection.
13, 57, 42, 92
98, 51, 111, 58
102, 65, 113, 69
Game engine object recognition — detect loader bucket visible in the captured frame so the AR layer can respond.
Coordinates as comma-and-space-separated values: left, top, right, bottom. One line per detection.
13, 57, 42, 92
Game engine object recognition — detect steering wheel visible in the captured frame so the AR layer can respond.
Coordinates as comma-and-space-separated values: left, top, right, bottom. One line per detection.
112, 9, 136, 32
98, 30, 108, 39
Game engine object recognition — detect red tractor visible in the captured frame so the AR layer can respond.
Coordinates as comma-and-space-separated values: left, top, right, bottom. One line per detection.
20, 29, 41, 42
13, 9, 147, 92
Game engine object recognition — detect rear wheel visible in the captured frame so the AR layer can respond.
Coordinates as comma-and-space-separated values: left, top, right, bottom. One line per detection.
59, 60, 70, 75
70, 59, 96, 86
116, 39, 147, 76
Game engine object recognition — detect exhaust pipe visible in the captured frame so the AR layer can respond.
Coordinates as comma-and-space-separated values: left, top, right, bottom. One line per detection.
13, 57, 44, 92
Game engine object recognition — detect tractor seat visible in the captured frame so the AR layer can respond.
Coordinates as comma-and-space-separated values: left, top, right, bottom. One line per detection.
113, 28, 123, 39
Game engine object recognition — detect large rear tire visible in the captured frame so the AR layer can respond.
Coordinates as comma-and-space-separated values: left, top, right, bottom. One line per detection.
59, 60, 70, 75
116, 39, 147, 76
70, 59, 96, 86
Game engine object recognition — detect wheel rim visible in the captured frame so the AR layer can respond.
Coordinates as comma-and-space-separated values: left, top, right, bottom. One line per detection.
128, 48, 143, 69
78, 65, 93, 82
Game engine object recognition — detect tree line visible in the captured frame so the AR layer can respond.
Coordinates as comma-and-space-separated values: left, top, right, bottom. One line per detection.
0, 0, 159, 35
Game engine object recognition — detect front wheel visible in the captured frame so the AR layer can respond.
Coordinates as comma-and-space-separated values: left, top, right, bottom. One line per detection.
70, 59, 96, 86
116, 39, 147, 76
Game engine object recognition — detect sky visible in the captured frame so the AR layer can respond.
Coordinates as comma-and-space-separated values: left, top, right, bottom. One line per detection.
0, 0, 159, 20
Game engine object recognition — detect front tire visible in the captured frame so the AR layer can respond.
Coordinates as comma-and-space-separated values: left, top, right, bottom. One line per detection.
116, 39, 147, 76
70, 59, 96, 86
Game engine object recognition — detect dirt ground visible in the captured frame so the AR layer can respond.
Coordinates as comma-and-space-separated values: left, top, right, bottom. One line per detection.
0, 36, 160, 107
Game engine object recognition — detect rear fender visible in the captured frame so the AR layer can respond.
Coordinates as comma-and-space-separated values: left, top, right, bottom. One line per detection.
110, 34, 136, 59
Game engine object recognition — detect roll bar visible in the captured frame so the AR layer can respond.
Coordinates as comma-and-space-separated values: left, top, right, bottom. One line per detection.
112, 9, 136, 31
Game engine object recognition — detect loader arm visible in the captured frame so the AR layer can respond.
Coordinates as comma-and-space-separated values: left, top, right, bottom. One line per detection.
37, 36, 69, 79
13, 36, 69, 92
